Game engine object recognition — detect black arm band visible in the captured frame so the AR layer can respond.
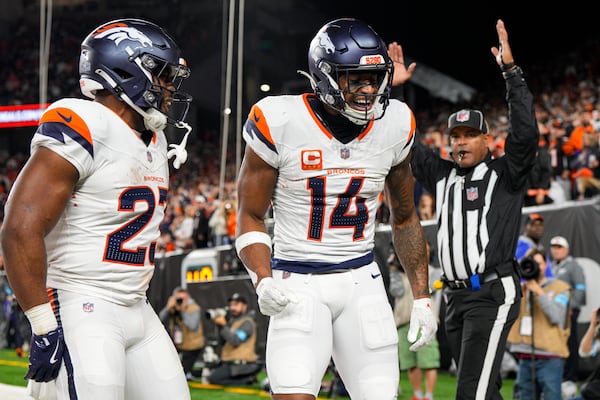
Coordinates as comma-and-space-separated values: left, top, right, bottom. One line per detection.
500, 62, 515, 72
502, 66, 523, 80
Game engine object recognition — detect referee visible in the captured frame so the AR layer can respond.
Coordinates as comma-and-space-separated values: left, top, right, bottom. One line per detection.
410, 20, 539, 400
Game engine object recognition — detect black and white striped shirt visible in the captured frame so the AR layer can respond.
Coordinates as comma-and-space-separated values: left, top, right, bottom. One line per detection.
411, 72, 539, 281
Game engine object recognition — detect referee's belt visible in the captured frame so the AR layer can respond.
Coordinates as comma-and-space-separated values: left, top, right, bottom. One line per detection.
443, 270, 499, 289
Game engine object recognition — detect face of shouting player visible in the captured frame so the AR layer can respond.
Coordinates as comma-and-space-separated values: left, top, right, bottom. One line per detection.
338, 71, 381, 115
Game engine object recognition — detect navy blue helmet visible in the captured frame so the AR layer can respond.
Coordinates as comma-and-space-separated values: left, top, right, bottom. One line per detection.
79, 18, 192, 128
305, 18, 393, 125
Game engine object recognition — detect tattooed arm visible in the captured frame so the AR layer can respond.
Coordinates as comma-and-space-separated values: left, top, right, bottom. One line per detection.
384, 154, 430, 299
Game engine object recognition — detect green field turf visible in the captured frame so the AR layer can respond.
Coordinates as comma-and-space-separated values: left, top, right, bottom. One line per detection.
0, 349, 517, 399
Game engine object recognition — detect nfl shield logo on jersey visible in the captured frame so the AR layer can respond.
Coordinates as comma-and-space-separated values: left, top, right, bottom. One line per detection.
82, 302, 94, 313
466, 187, 479, 201
340, 148, 350, 159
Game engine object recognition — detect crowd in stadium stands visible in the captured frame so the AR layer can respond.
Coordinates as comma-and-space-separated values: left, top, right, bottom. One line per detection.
1, 15, 600, 253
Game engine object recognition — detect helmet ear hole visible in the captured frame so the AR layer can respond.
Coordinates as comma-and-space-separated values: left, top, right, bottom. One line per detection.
113, 68, 133, 80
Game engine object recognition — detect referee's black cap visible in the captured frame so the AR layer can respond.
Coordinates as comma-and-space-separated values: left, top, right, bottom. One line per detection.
447, 109, 489, 134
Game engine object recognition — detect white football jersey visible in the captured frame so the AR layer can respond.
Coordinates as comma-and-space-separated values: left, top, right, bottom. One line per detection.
243, 94, 415, 267
32, 98, 169, 305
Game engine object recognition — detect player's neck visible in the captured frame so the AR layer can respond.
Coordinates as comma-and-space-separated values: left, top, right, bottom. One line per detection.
308, 97, 365, 144
133, 129, 154, 146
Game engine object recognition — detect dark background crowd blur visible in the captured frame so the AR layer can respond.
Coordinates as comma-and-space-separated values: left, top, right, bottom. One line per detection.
1, 0, 600, 256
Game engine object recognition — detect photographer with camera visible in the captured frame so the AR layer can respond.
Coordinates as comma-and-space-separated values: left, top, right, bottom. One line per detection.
206, 292, 261, 386
159, 287, 205, 381
508, 249, 572, 400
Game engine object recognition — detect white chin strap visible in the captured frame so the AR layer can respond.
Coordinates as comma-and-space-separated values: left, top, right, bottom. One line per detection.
126, 96, 193, 169
342, 104, 376, 125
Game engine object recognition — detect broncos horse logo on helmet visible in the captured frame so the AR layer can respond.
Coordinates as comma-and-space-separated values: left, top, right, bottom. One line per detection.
299, 18, 393, 126
315, 31, 335, 55
92, 23, 154, 48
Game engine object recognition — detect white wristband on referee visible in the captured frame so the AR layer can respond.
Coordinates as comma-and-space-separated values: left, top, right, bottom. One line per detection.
25, 302, 58, 335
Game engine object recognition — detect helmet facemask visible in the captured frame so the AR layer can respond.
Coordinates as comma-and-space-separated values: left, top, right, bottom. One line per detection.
328, 64, 392, 125
125, 48, 192, 130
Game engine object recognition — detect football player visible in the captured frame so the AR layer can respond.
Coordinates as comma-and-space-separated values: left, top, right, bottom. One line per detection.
1, 18, 193, 399
235, 18, 437, 400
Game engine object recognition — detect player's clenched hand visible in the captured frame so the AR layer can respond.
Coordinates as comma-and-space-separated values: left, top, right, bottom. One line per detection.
407, 298, 438, 351
25, 327, 65, 382
255, 277, 299, 316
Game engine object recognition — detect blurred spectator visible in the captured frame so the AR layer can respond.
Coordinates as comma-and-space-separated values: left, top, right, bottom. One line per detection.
418, 191, 436, 221
159, 287, 206, 381
173, 204, 197, 251
192, 197, 211, 248
571, 132, 600, 200
156, 231, 177, 254
547, 118, 572, 203
562, 112, 594, 159
224, 200, 237, 245
208, 201, 229, 246
549, 236, 587, 391
524, 138, 554, 207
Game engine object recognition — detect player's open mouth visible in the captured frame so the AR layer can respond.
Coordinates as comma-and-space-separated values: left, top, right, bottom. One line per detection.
348, 98, 372, 111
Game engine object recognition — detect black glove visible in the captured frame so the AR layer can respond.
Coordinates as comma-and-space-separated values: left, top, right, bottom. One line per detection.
25, 327, 65, 382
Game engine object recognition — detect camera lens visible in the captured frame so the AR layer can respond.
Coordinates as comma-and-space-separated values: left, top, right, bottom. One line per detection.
176, 298, 183, 305
206, 307, 228, 319
519, 257, 540, 280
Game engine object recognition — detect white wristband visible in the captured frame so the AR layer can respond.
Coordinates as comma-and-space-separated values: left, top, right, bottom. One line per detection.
235, 231, 272, 286
25, 302, 58, 335
235, 231, 272, 257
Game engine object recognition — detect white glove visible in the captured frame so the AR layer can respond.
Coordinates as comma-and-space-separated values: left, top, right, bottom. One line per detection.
255, 277, 299, 316
407, 297, 438, 351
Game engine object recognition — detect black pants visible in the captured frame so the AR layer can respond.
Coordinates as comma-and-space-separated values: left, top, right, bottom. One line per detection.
208, 362, 261, 386
445, 272, 521, 400
580, 354, 600, 399
563, 308, 580, 382
181, 348, 203, 375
